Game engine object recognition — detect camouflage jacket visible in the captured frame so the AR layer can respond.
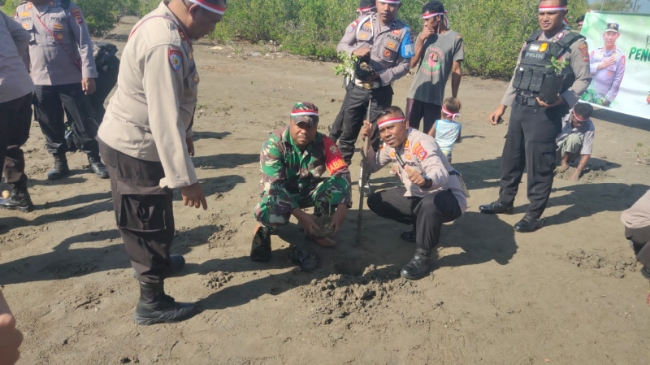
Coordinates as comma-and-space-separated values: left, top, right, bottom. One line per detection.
259, 127, 352, 209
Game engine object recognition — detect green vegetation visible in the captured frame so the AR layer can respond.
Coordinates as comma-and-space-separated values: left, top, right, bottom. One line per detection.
4, 0, 640, 77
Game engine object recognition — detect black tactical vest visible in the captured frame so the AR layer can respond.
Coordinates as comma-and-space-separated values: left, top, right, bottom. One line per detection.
512, 29, 584, 95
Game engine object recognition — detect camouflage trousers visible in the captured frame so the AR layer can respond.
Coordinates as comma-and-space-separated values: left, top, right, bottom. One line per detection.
254, 178, 341, 227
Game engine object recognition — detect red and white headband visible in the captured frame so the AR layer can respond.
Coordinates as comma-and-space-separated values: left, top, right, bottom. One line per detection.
442, 106, 460, 121
538, 6, 568, 25
572, 110, 588, 122
291, 109, 319, 117
357, 5, 376, 13
189, 0, 226, 15
378, 0, 401, 4
422, 10, 449, 28
378, 117, 405, 128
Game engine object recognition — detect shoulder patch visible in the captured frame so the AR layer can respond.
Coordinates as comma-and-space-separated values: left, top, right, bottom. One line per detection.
323, 137, 347, 174
413, 142, 428, 161
579, 43, 589, 63
168, 49, 183, 71
621, 55, 626, 65
346, 20, 359, 34
392, 29, 401, 35
71, 8, 81, 16
27, 2, 32, 9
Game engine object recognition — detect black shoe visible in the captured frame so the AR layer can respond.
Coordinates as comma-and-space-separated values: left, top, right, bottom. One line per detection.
88, 156, 109, 179
47, 154, 70, 180
250, 224, 272, 262
133, 282, 198, 325
0, 184, 34, 213
479, 200, 513, 215
641, 266, 650, 280
400, 227, 416, 243
514, 216, 544, 233
131, 255, 186, 279
400, 250, 433, 280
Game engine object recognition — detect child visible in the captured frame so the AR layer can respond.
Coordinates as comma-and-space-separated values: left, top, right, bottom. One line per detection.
431, 97, 462, 163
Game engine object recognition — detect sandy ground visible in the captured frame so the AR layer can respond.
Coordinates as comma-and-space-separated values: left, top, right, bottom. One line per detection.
1, 18, 650, 364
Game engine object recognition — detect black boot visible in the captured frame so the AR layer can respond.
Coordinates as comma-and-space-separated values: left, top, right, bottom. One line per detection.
400, 226, 416, 243
131, 255, 186, 279
479, 200, 513, 214
514, 216, 544, 233
250, 224, 272, 262
0, 182, 34, 213
400, 248, 433, 280
133, 281, 198, 325
47, 154, 70, 180
88, 155, 109, 179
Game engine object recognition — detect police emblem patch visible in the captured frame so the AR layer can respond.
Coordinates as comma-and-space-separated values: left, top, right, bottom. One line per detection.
390, 151, 396, 158
346, 20, 358, 34
579, 44, 589, 63
404, 140, 409, 148
413, 142, 428, 161
20, 12, 30, 17
22, 23, 29, 29
392, 29, 401, 35
55, 33, 63, 40
169, 50, 182, 71
27, 2, 32, 9
384, 49, 392, 58
405, 153, 412, 160
53, 23, 63, 30
75, 16, 83, 24
71, 8, 81, 16
329, 145, 338, 154
359, 33, 368, 40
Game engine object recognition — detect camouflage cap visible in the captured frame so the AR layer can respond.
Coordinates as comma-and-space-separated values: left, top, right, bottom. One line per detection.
291, 102, 319, 126
605, 23, 619, 33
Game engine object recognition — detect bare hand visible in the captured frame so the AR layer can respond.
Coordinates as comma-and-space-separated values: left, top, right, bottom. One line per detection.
329, 205, 348, 234
569, 172, 580, 182
81, 78, 96, 95
352, 48, 371, 58
536, 94, 564, 108
293, 209, 319, 236
405, 166, 427, 187
489, 107, 505, 126
0, 293, 23, 365
360, 120, 372, 141
180, 182, 207, 210
186, 137, 195, 157
419, 27, 435, 42
598, 56, 616, 70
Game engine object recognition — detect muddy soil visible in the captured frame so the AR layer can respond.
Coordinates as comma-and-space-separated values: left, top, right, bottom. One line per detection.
1, 17, 650, 364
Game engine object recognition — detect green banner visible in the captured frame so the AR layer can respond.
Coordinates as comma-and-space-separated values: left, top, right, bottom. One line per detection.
579, 11, 650, 119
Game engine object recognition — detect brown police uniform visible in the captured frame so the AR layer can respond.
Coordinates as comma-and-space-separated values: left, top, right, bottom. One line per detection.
0, 11, 34, 193
15, 0, 100, 157
97, 1, 199, 283
621, 190, 650, 268
336, 12, 411, 163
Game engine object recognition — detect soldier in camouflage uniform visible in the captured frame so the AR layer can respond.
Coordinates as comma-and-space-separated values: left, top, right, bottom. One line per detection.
251, 102, 353, 263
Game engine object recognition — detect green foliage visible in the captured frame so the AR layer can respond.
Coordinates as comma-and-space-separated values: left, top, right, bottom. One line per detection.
333, 51, 357, 77
546, 56, 570, 75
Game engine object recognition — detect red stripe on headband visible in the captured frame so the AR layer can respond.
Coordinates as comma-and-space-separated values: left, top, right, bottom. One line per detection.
190, 0, 226, 14
357, 6, 376, 12
377, 117, 405, 127
572, 110, 588, 122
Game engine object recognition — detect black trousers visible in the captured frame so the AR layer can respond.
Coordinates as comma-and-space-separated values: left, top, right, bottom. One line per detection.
89, 55, 120, 122
337, 83, 393, 164
405, 98, 441, 135
99, 140, 175, 284
367, 187, 462, 251
0, 93, 32, 185
329, 108, 344, 140
625, 226, 650, 267
498, 101, 567, 219
34, 83, 100, 156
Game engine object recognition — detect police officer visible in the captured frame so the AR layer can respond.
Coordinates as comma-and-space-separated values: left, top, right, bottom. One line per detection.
582, 23, 625, 107
480, 0, 591, 232
329, 0, 377, 143
96, 0, 226, 325
0, 11, 35, 213
14, 0, 107, 180
336, 0, 413, 165
252, 102, 352, 262
360, 107, 467, 280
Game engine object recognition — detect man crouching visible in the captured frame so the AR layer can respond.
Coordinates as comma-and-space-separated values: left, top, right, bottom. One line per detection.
251, 102, 353, 263
361, 106, 468, 280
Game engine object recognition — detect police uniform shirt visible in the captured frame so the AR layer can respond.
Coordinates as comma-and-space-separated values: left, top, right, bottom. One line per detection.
622, 190, 650, 230
97, 1, 199, 189
589, 46, 625, 102
556, 113, 595, 155
15, 0, 98, 86
366, 128, 467, 212
502, 27, 591, 108
337, 13, 410, 86
0, 11, 34, 103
